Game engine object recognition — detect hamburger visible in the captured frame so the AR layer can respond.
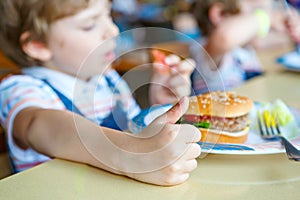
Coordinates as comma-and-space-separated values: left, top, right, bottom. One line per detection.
179, 91, 254, 144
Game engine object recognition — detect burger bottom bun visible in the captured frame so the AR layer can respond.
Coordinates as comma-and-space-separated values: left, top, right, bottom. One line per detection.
199, 127, 249, 144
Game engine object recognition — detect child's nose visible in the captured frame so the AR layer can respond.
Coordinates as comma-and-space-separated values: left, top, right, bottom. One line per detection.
103, 22, 119, 40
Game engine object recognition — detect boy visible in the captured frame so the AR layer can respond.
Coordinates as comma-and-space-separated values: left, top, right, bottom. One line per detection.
0, 0, 201, 186
191, 0, 300, 94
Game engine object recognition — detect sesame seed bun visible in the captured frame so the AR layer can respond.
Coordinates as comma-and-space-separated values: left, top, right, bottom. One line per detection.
187, 91, 254, 118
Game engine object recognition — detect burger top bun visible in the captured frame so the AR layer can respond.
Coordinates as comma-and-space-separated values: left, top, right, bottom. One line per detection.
186, 91, 254, 118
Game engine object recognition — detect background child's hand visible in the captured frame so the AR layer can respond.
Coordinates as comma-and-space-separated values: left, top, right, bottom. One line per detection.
150, 51, 195, 105
125, 97, 201, 186
285, 9, 300, 43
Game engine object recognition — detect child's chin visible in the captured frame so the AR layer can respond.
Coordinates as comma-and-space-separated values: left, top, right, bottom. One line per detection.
99, 65, 113, 75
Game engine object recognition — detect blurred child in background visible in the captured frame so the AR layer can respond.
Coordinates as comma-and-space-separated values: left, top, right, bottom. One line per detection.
191, 0, 300, 95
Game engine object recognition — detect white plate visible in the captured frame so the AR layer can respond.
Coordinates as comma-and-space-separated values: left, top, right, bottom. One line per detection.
129, 103, 300, 155
277, 51, 300, 72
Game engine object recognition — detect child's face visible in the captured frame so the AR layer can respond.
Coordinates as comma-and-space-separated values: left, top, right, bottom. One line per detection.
238, 0, 272, 14
45, 0, 119, 80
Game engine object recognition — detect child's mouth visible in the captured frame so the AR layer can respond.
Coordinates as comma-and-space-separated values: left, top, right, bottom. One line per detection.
104, 51, 115, 62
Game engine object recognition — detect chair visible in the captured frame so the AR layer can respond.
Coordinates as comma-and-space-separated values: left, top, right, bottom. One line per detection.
0, 126, 12, 179
0, 51, 19, 179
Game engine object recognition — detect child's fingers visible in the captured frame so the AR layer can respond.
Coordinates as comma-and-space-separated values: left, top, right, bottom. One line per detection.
181, 159, 198, 173
285, 19, 300, 42
152, 50, 195, 77
168, 75, 191, 97
164, 144, 200, 175
156, 96, 189, 124
169, 58, 195, 76
171, 84, 191, 99
180, 125, 201, 143
181, 142, 201, 158
165, 54, 181, 66
153, 62, 170, 75
165, 173, 190, 186
176, 58, 195, 72
169, 74, 191, 88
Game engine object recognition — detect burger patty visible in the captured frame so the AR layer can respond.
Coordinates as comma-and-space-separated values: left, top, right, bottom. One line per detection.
182, 114, 249, 132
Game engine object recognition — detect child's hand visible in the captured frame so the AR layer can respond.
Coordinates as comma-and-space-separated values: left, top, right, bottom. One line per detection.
150, 50, 195, 105
126, 97, 201, 186
285, 10, 300, 43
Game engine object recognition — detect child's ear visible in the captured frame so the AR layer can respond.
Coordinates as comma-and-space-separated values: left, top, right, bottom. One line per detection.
208, 2, 226, 26
20, 32, 52, 62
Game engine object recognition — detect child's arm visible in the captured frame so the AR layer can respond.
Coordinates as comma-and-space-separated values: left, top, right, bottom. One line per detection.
206, 12, 270, 65
13, 97, 201, 186
149, 53, 195, 105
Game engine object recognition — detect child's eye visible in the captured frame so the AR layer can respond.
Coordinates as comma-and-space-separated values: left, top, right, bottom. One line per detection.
82, 23, 96, 31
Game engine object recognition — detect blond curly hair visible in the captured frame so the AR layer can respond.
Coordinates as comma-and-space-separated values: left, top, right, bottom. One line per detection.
0, 0, 90, 67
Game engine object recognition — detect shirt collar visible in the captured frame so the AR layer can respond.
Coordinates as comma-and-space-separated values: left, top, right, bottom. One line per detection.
22, 67, 87, 100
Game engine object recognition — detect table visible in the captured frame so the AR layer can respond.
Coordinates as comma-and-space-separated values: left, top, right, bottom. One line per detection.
0, 153, 300, 199
1, 70, 300, 199
234, 71, 300, 109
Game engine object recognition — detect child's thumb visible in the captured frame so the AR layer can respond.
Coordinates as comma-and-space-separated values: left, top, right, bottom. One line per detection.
157, 96, 189, 124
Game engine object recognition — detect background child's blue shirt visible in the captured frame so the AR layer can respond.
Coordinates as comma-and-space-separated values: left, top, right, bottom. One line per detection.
191, 39, 263, 95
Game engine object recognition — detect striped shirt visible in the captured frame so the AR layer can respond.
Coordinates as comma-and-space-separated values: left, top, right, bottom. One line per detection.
0, 67, 141, 172
191, 39, 263, 95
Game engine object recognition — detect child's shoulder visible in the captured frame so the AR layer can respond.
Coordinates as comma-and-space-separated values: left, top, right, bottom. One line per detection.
0, 72, 66, 116
0, 73, 44, 89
